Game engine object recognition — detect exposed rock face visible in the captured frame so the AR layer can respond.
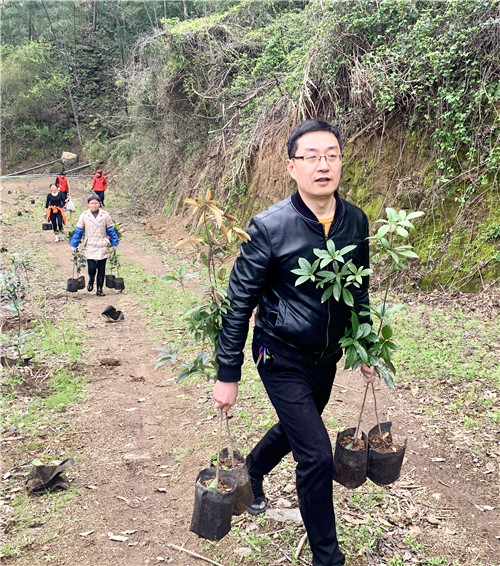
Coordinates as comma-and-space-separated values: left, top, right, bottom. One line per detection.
61, 151, 78, 168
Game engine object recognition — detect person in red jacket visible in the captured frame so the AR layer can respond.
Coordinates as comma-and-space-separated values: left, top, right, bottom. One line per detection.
55, 170, 71, 200
91, 169, 108, 205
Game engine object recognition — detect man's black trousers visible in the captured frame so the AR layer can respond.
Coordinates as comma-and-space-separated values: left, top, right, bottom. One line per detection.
246, 340, 345, 566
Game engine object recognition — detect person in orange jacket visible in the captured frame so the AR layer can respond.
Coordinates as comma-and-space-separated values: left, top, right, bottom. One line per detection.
55, 170, 71, 200
91, 169, 108, 205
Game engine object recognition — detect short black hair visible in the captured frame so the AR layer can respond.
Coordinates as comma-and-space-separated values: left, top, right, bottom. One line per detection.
87, 193, 101, 204
287, 119, 343, 158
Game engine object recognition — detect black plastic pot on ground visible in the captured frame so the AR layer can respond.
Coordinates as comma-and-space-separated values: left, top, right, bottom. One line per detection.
101, 305, 124, 322
42, 222, 52, 231
367, 422, 407, 486
332, 427, 368, 489
113, 277, 125, 291
105, 274, 115, 288
77, 275, 85, 290
190, 467, 237, 541
66, 278, 79, 292
211, 449, 253, 515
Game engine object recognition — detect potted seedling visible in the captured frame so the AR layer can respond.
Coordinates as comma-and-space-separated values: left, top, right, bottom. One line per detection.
108, 249, 125, 291
190, 410, 238, 540
107, 249, 118, 289
293, 208, 424, 487
0, 252, 33, 367
106, 223, 124, 289
74, 248, 86, 290
67, 247, 85, 292
209, 413, 253, 515
158, 190, 251, 524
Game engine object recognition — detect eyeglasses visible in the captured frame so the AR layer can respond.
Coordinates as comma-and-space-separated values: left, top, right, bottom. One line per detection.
292, 154, 342, 165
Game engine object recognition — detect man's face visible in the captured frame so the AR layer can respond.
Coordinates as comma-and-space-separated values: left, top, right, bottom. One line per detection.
286, 131, 342, 202
88, 199, 100, 212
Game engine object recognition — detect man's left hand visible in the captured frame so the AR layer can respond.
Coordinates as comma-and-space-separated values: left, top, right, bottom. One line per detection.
360, 363, 377, 383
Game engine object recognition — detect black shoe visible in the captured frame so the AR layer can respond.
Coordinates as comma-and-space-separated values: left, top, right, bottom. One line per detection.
247, 475, 268, 515
96, 287, 105, 296
87, 281, 94, 292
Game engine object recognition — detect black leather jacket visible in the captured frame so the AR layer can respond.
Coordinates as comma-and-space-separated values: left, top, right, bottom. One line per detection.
217, 191, 370, 382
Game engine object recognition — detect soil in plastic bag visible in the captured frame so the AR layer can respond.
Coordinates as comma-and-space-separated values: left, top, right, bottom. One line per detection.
211, 449, 253, 515
333, 427, 368, 489
367, 422, 407, 486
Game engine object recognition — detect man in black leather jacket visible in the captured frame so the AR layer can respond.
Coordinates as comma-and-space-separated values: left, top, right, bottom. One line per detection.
213, 119, 377, 566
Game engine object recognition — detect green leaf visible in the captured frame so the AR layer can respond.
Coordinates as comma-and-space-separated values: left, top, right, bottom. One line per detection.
295, 275, 312, 286
344, 346, 358, 369
333, 282, 342, 302
321, 285, 335, 302
375, 224, 391, 239
297, 257, 312, 270
376, 362, 395, 390
381, 324, 393, 339
396, 226, 409, 237
342, 287, 354, 307
339, 244, 356, 256
207, 478, 220, 492
354, 342, 369, 364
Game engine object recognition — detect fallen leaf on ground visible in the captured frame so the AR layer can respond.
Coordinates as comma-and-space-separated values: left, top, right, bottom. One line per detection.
79, 530, 95, 537
408, 526, 421, 539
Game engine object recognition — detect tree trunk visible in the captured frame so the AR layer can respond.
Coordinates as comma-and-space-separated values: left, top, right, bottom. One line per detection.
114, 3, 125, 68
92, 0, 97, 32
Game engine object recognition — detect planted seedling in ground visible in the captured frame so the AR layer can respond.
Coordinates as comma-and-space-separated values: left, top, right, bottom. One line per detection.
161, 266, 195, 293
0, 252, 33, 365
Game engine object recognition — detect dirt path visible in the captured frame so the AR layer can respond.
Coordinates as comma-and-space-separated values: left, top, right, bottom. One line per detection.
1, 177, 498, 566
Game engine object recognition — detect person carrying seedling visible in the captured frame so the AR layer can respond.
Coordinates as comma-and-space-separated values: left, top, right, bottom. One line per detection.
213, 119, 377, 566
69, 194, 119, 296
45, 183, 67, 242
91, 169, 108, 206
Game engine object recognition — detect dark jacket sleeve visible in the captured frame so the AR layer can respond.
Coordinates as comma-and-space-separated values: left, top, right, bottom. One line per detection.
216, 218, 272, 382
45, 194, 50, 208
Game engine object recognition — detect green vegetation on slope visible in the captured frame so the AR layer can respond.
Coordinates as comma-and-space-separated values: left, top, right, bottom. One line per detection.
1, 0, 499, 289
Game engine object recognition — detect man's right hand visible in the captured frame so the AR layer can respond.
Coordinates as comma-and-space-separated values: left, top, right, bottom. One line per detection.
213, 380, 238, 413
